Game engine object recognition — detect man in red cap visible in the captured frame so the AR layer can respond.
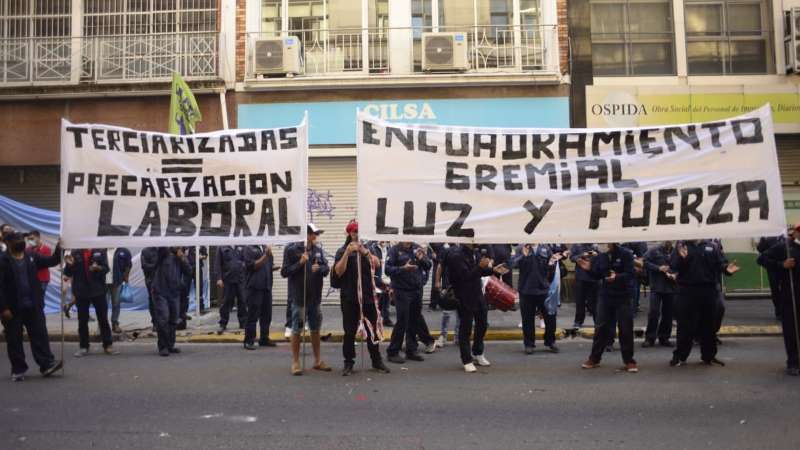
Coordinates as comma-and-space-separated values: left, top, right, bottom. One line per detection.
332, 220, 390, 376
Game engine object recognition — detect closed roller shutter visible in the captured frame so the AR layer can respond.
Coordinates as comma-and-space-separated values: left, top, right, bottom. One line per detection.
0, 166, 60, 211
777, 135, 800, 186
271, 156, 357, 305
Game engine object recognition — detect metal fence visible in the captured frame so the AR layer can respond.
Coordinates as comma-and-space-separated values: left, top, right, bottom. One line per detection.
245, 24, 559, 80
0, 32, 219, 84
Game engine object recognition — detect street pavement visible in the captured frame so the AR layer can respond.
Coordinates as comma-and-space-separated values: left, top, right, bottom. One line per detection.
0, 338, 797, 450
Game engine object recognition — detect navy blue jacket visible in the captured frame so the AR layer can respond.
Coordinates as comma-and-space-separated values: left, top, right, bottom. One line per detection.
643, 244, 677, 294
622, 242, 648, 258
385, 243, 431, 292
112, 248, 132, 287
586, 246, 634, 298
670, 240, 730, 288
446, 245, 493, 311
214, 246, 246, 284
570, 243, 600, 282
758, 240, 800, 298
281, 242, 329, 306
64, 249, 109, 299
141, 247, 159, 280
513, 244, 555, 297
243, 245, 274, 291
152, 248, 192, 299
0, 247, 61, 313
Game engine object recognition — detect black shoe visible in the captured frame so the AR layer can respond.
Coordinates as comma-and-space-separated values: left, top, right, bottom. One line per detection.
786, 367, 800, 376
387, 354, 405, 364
185, 315, 192, 321
715, 337, 723, 346
659, 340, 674, 348
372, 361, 391, 374
669, 357, 686, 367
244, 343, 257, 350
702, 358, 726, 367
383, 319, 394, 327
406, 353, 425, 362
217, 325, 227, 335
546, 345, 560, 354
169, 347, 181, 354
62, 304, 71, 319
177, 321, 187, 331
642, 340, 655, 348
159, 348, 170, 357
259, 339, 277, 347
41, 360, 63, 377
342, 365, 355, 376
605, 345, 616, 353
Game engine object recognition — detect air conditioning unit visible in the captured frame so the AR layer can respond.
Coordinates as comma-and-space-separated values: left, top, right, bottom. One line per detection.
422, 32, 469, 72
785, 8, 800, 73
253, 36, 301, 76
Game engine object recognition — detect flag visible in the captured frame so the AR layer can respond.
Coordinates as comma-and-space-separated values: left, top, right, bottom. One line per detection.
168, 71, 202, 135
544, 263, 561, 316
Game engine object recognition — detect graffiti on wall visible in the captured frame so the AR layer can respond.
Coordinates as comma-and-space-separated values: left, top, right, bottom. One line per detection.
308, 189, 335, 222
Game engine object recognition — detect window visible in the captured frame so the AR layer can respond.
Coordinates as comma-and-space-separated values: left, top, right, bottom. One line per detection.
412, 0, 433, 39
0, 0, 71, 38
685, 0, 773, 74
83, 0, 216, 36
261, 0, 281, 34
590, 0, 675, 76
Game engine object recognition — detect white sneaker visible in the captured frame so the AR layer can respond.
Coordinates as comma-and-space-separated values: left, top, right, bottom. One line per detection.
11, 373, 25, 382
464, 362, 477, 373
473, 354, 491, 367
517, 322, 523, 329
73, 348, 89, 358
284, 327, 292, 339
436, 335, 447, 347
423, 341, 437, 354
538, 319, 546, 329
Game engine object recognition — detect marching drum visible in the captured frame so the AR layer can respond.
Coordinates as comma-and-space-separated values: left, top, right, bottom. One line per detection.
484, 276, 517, 312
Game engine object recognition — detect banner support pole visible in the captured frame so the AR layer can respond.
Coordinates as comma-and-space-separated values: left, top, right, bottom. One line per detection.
60, 248, 65, 375
785, 238, 800, 371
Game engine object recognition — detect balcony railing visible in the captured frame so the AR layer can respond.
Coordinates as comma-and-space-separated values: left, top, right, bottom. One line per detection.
244, 24, 559, 80
0, 32, 220, 86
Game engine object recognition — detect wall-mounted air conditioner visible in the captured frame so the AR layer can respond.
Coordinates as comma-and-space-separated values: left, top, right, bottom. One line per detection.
422, 32, 469, 72
253, 36, 301, 76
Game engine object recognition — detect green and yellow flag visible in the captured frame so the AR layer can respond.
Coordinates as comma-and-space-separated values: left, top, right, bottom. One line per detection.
168, 71, 202, 135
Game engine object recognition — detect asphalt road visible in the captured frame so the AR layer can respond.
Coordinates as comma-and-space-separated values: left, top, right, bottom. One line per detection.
0, 338, 797, 450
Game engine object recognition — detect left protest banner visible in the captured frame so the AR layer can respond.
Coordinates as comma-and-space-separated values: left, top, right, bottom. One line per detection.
60, 119, 308, 248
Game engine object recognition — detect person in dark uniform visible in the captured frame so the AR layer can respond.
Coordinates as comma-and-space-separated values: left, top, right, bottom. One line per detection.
187, 246, 208, 314
0, 232, 63, 381
642, 241, 677, 347
140, 247, 160, 331
757, 226, 800, 376
569, 243, 600, 329
385, 241, 431, 364
415, 247, 439, 354
491, 244, 514, 288
758, 234, 786, 320
151, 247, 191, 356
176, 247, 194, 330
64, 248, 118, 357
332, 221, 390, 376
109, 247, 132, 334
577, 243, 638, 373
282, 223, 331, 376
622, 242, 648, 313
214, 245, 248, 333
446, 244, 506, 373
243, 244, 278, 350
513, 243, 562, 354
669, 240, 739, 367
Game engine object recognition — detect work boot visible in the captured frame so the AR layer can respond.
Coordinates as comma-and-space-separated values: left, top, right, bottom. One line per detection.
112, 323, 122, 334
372, 361, 391, 374
387, 354, 405, 364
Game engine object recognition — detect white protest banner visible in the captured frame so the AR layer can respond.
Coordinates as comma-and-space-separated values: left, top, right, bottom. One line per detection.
357, 105, 784, 243
60, 119, 308, 248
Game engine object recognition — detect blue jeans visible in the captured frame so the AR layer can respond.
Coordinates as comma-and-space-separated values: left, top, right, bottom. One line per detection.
440, 310, 460, 337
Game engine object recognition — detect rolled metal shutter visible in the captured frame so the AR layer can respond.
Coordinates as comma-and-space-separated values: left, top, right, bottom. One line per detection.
0, 166, 60, 211
777, 135, 800, 186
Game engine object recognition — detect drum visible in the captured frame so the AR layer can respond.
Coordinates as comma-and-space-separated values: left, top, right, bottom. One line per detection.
484, 276, 516, 312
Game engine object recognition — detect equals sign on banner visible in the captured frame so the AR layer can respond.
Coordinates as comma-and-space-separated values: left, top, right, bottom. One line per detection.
161, 158, 203, 174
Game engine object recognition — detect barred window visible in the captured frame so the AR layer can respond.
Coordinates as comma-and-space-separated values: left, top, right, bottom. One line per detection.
83, 0, 216, 36
0, 0, 71, 38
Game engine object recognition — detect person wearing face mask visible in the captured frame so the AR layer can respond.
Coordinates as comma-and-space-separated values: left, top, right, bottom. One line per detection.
0, 224, 16, 254
577, 243, 638, 373
669, 239, 739, 367
513, 243, 562, 355
24, 231, 52, 309
757, 226, 800, 376
0, 232, 63, 381
642, 241, 678, 348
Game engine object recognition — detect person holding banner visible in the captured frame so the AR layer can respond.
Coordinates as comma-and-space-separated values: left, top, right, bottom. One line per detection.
0, 232, 64, 381
282, 224, 331, 376
242, 245, 278, 350
64, 248, 119, 357
152, 247, 192, 357
332, 221, 391, 376
513, 244, 562, 355
757, 227, 800, 376
577, 244, 638, 373
214, 246, 248, 333
385, 242, 432, 364
669, 240, 739, 367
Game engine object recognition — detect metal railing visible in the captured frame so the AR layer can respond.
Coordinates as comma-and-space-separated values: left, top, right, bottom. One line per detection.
245, 24, 559, 80
0, 32, 220, 85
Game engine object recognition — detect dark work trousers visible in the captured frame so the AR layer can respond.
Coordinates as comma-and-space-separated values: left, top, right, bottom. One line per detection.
380, 291, 391, 321
219, 282, 247, 328
674, 285, 718, 362
589, 294, 635, 365
179, 279, 190, 321
154, 295, 180, 351
631, 278, 642, 311
520, 294, 556, 347
767, 269, 782, 318
387, 289, 422, 357
714, 288, 726, 334
3, 306, 55, 374
429, 262, 439, 309
416, 290, 435, 346
77, 295, 113, 350
781, 290, 800, 369
645, 292, 674, 343
573, 280, 598, 326
285, 300, 292, 328
244, 288, 272, 345
145, 277, 157, 325
457, 303, 488, 364
341, 298, 382, 367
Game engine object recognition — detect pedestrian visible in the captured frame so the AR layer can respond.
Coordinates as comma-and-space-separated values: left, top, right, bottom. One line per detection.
757, 226, 800, 376
577, 243, 638, 373
445, 244, 505, 373
151, 247, 192, 357
432, 243, 458, 348
25, 231, 52, 308
416, 246, 439, 354
214, 245, 248, 333
0, 232, 63, 381
281, 223, 331, 376
669, 240, 739, 367
622, 242, 648, 313
385, 241, 431, 364
109, 247, 132, 334
642, 241, 677, 348
491, 244, 514, 288
758, 234, 786, 320
243, 244, 278, 350
569, 243, 600, 329
332, 221, 390, 376
514, 243, 562, 355
64, 248, 119, 357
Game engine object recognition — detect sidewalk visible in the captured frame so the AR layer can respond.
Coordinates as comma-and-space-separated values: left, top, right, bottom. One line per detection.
28, 297, 784, 345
